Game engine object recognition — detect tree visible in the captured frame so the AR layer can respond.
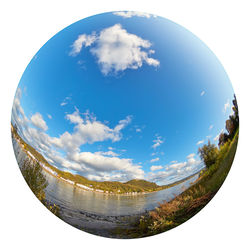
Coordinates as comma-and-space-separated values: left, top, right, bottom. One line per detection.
226, 95, 239, 139
232, 94, 239, 125
226, 119, 235, 137
218, 132, 230, 147
13, 123, 18, 133
198, 140, 219, 168
21, 159, 48, 201
218, 95, 239, 147
21, 159, 61, 217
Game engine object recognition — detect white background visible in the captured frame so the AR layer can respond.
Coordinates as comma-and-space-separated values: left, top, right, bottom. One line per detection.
0, 0, 249, 249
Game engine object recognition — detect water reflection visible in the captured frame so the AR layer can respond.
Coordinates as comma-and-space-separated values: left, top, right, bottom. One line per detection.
43, 170, 198, 216
13, 138, 198, 216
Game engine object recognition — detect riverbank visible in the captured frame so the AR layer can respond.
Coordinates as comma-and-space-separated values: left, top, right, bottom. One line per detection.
115, 130, 239, 238
12, 125, 204, 238
11, 125, 201, 196
48, 200, 149, 238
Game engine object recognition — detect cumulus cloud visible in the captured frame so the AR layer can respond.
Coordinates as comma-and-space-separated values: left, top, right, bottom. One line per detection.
12, 90, 205, 184
187, 153, 195, 159
47, 114, 52, 119
12, 90, 145, 182
147, 170, 175, 184
51, 109, 132, 153
197, 140, 204, 145
94, 151, 119, 157
11, 88, 29, 131
209, 125, 214, 130
114, 115, 132, 132
31, 113, 48, 131
147, 154, 203, 185
66, 110, 83, 124
224, 100, 230, 113
150, 157, 159, 163
170, 160, 177, 164
113, 11, 155, 19
70, 151, 144, 181
69, 33, 96, 56
152, 135, 164, 149
169, 162, 187, 169
150, 165, 163, 171
70, 24, 159, 75
60, 96, 71, 107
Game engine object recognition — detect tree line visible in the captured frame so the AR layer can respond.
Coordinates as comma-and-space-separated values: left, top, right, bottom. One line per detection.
198, 95, 239, 169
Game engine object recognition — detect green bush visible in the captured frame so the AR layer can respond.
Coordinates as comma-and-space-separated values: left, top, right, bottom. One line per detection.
198, 140, 219, 169
21, 159, 48, 201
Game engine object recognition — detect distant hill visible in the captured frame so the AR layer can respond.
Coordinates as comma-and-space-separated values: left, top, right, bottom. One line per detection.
11, 124, 197, 195
126, 179, 159, 190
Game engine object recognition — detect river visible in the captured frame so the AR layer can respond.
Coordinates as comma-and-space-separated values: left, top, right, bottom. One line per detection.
12, 137, 199, 237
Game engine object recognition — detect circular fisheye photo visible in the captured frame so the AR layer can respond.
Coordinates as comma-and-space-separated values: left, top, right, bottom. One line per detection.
11, 11, 239, 238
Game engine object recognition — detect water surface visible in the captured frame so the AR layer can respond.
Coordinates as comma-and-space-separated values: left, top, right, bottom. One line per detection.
13, 137, 199, 235
44, 170, 198, 216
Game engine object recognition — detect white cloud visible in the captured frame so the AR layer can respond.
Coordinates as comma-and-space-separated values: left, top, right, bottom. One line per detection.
150, 157, 160, 163
147, 154, 203, 185
197, 140, 204, 145
147, 170, 174, 184
12, 89, 206, 184
13, 108, 143, 182
169, 162, 187, 169
69, 33, 96, 56
70, 24, 159, 75
209, 125, 214, 130
150, 165, 163, 171
23, 127, 51, 154
200, 91, 205, 96
135, 128, 142, 133
47, 114, 52, 119
69, 151, 144, 181
152, 135, 164, 149
12, 89, 25, 119
51, 110, 132, 153
30, 113, 48, 131
12, 89, 143, 182
11, 89, 30, 135
60, 96, 72, 106
94, 151, 119, 157
114, 115, 132, 132
224, 100, 230, 113
187, 153, 195, 159
170, 160, 177, 164
66, 110, 83, 124
113, 11, 155, 19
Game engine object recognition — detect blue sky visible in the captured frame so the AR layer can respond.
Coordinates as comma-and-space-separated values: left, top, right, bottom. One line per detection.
12, 11, 235, 185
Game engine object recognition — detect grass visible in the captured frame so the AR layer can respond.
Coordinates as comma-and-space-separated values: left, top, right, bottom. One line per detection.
115, 130, 239, 238
12, 123, 239, 238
